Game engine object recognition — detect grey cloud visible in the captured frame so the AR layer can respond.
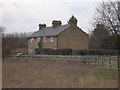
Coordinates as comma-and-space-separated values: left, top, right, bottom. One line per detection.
0, 2, 5, 8
11, 2, 21, 8
70, 3, 97, 15
2, 1, 98, 33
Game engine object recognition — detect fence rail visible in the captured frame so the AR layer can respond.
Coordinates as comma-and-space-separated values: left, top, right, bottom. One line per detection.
3, 55, 119, 69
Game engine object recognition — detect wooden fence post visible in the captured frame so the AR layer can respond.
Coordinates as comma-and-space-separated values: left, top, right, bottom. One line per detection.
94, 57, 96, 64
109, 58, 112, 69
102, 58, 104, 67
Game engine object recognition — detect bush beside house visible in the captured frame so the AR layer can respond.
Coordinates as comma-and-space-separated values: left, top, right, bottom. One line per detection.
35, 48, 117, 55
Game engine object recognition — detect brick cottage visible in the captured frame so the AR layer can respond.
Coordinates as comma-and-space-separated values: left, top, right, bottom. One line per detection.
28, 16, 89, 54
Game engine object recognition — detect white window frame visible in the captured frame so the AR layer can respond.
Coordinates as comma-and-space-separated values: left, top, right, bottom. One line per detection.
50, 37, 54, 42
37, 38, 40, 42
31, 38, 34, 43
43, 37, 47, 42
47, 37, 50, 42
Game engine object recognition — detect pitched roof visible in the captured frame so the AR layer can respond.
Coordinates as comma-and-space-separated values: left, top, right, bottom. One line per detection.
29, 24, 70, 38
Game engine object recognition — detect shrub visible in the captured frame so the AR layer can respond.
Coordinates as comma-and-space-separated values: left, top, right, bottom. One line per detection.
76, 50, 88, 55
38, 39, 43, 48
57, 48, 73, 55
35, 48, 56, 55
35, 48, 117, 55
74, 49, 117, 55
35, 48, 73, 55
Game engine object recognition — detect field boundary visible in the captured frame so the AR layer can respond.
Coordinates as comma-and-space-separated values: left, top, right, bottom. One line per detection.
4, 55, 119, 69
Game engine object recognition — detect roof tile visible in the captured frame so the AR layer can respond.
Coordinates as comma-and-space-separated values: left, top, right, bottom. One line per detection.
29, 24, 70, 37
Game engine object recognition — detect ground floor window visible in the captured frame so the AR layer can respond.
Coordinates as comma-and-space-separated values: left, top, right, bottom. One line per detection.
50, 37, 54, 42
31, 38, 34, 43
43, 37, 47, 42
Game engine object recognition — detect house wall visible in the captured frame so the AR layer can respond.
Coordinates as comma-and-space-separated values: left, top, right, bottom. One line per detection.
28, 37, 57, 54
42, 37, 57, 49
58, 25, 89, 50
28, 39, 38, 54
28, 25, 89, 54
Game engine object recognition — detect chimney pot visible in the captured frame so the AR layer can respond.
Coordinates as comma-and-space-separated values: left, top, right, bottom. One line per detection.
52, 20, 62, 27
39, 24, 46, 30
68, 15, 77, 26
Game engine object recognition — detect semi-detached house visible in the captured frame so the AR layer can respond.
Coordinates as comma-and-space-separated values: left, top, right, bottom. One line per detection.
28, 16, 89, 54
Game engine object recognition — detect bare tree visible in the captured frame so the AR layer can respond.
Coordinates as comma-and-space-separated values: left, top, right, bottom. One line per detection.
2, 32, 32, 56
94, 1, 120, 35
0, 26, 5, 33
94, 1, 120, 69
0, 26, 5, 59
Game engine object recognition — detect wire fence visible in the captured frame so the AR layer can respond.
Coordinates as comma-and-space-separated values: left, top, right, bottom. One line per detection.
3, 55, 119, 69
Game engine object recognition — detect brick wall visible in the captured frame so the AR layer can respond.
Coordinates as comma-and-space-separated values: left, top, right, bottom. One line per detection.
28, 39, 38, 54
28, 25, 89, 54
43, 37, 57, 49
28, 37, 57, 54
58, 25, 89, 50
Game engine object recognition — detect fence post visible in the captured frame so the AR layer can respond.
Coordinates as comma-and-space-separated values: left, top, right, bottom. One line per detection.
109, 58, 112, 69
92, 56, 95, 64
102, 58, 104, 67
94, 56, 96, 64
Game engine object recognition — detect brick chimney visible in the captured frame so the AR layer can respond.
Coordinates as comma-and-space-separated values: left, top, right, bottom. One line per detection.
52, 20, 62, 27
39, 24, 46, 30
68, 15, 77, 26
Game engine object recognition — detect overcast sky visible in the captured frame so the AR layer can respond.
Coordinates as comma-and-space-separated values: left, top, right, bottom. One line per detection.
1, 0, 108, 34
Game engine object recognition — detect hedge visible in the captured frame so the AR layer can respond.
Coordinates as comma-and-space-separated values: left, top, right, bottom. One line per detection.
75, 49, 118, 55
35, 48, 73, 55
35, 48, 118, 55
